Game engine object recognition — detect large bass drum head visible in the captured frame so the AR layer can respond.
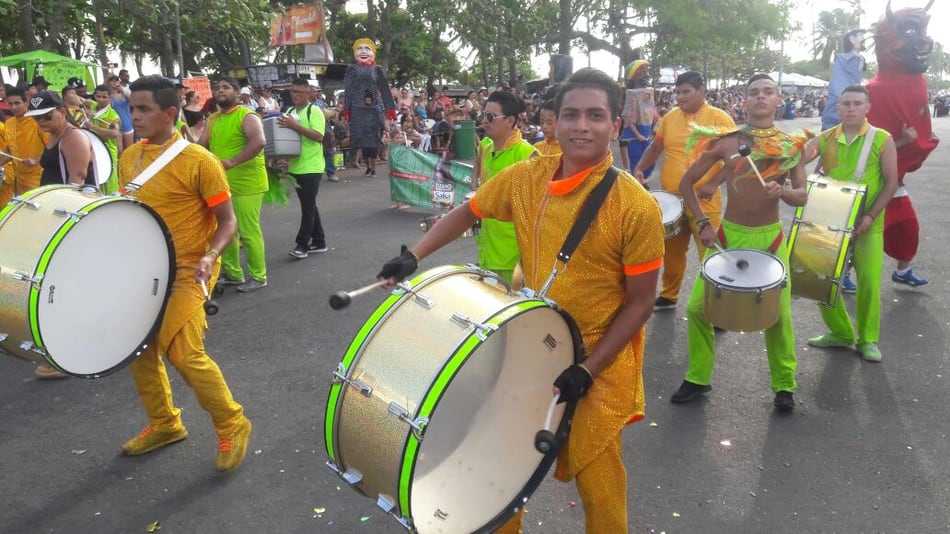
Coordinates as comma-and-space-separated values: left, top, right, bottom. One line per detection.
38, 199, 173, 376
410, 305, 575, 533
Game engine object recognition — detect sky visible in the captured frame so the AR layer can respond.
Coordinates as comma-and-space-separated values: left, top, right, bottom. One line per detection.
529, 0, 948, 81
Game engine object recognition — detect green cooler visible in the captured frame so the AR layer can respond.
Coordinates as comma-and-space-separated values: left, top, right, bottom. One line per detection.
453, 120, 477, 161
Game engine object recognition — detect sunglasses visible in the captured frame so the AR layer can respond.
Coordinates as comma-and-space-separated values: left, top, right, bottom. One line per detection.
34, 112, 57, 122
483, 111, 510, 123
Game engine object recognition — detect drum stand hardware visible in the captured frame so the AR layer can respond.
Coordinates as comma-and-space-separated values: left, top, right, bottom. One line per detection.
325, 460, 364, 485
449, 312, 498, 340
332, 363, 373, 397
53, 208, 87, 222
388, 401, 429, 441
375, 494, 414, 531
12, 271, 43, 288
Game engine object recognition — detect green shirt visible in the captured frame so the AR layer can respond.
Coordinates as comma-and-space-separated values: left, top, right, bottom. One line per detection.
818, 121, 890, 230
209, 105, 268, 195
90, 104, 120, 192
287, 104, 326, 175
475, 130, 537, 270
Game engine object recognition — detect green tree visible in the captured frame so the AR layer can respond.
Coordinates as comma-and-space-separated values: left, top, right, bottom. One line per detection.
810, 8, 860, 66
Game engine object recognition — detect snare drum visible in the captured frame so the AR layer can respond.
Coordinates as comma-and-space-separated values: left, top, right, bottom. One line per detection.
325, 265, 580, 533
0, 185, 174, 377
651, 191, 684, 239
788, 176, 866, 306
702, 249, 786, 332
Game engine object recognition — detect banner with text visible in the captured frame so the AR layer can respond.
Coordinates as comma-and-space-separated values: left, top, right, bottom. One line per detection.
388, 144, 474, 209
269, 3, 327, 47
181, 76, 212, 106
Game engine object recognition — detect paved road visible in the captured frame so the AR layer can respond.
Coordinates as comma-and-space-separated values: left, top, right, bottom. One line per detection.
1, 115, 948, 533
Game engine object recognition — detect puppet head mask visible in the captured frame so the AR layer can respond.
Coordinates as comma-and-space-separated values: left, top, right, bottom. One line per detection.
353, 38, 377, 66
874, 1, 935, 75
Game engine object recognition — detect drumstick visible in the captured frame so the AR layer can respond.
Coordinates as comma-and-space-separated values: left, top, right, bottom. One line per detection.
199, 280, 219, 316
736, 144, 767, 188
713, 242, 749, 270
0, 151, 25, 163
329, 280, 387, 310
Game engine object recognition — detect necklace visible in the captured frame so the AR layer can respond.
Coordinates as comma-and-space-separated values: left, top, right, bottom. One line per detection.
132, 133, 179, 177
743, 124, 780, 138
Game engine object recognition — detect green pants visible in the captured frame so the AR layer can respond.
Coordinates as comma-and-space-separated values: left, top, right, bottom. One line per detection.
685, 220, 797, 393
222, 193, 267, 283
819, 226, 883, 345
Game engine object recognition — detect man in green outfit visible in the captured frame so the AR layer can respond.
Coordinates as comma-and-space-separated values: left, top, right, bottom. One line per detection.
86, 84, 123, 194
804, 85, 898, 362
200, 77, 269, 292
470, 91, 537, 283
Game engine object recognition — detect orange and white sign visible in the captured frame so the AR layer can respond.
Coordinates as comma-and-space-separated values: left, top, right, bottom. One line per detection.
181, 76, 212, 106
269, 3, 327, 47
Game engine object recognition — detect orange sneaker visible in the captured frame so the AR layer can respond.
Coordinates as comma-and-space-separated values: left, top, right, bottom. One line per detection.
34, 365, 69, 379
122, 425, 188, 456
216, 417, 252, 471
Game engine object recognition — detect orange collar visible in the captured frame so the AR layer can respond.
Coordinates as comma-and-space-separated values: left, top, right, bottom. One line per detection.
548, 154, 613, 196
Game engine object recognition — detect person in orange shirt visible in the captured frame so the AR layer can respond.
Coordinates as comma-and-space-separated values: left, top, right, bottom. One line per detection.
633, 71, 736, 311
378, 68, 664, 533
532, 99, 561, 156
0, 87, 48, 206
118, 75, 251, 471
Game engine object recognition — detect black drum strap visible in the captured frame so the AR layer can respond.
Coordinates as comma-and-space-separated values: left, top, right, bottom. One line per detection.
556, 166, 620, 264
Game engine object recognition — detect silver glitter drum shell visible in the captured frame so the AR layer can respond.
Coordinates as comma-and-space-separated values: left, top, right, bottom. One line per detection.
325, 265, 581, 533
651, 191, 684, 239
701, 248, 786, 332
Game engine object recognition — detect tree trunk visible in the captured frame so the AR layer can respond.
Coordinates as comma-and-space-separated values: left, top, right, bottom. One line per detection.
94, 15, 110, 76
558, 0, 571, 54
161, 19, 175, 77
40, 0, 68, 51
19, 0, 38, 51
365, 0, 377, 39
426, 22, 444, 88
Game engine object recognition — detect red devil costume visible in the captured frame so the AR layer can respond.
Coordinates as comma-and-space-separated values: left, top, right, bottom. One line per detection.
866, 1, 939, 264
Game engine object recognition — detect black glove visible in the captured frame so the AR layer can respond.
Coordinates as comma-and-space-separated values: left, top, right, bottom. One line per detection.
553, 364, 593, 404
377, 244, 419, 282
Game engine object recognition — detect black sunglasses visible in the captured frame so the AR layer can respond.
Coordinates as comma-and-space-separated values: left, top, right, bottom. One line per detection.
483, 111, 510, 123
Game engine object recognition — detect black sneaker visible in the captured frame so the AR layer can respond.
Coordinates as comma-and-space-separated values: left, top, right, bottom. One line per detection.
308, 244, 328, 253
773, 391, 795, 413
670, 380, 712, 403
654, 297, 677, 311
288, 247, 308, 259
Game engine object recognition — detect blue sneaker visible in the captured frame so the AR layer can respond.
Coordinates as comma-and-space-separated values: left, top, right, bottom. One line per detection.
842, 273, 857, 294
892, 269, 928, 287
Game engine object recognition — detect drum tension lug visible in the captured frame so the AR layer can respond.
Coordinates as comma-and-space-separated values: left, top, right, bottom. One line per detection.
450, 312, 498, 340
11, 196, 40, 210
19, 341, 46, 355
326, 460, 364, 485
332, 363, 373, 397
377, 495, 414, 531
12, 271, 43, 288
53, 208, 87, 221
395, 281, 434, 309
0, 333, 7, 342
388, 402, 429, 441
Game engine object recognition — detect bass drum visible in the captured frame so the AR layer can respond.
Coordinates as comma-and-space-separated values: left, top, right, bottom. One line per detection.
788, 175, 866, 306
325, 265, 580, 533
0, 185, 174, 377
79, 128, 114, 187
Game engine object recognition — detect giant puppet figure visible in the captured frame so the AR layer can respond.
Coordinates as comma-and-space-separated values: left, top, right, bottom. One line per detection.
867, 0, 939, 284
343, 38, 397, 175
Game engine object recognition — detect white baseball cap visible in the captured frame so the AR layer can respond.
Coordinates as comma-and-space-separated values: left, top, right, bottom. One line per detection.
240, 86, 252, 95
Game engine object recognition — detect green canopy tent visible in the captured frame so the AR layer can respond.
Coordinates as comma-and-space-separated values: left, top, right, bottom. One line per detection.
0, 50, 100, 91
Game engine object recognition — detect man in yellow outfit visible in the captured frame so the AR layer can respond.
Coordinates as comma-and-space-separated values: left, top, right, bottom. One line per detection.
119, 75, 252, 471
378, 68, 664, 533
633, 71, 735, 310
0, 87, 48, 206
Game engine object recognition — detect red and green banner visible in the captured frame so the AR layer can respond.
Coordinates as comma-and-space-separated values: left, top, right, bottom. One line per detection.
388, 144, 474, 209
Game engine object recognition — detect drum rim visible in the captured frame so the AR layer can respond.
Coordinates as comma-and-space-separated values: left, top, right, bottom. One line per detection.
325, 265, 583, 531
29, 194, 176, 377
701, 248, 787, 291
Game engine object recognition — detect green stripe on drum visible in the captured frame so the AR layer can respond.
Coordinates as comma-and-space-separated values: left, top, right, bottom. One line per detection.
397, 299, 549, 519
323, 265, 460, 462
28, 195, 125, 355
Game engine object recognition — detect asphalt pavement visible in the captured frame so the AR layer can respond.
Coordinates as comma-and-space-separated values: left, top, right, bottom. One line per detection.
1, 115, 948, 533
